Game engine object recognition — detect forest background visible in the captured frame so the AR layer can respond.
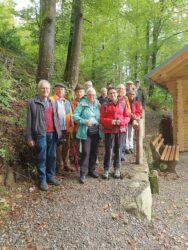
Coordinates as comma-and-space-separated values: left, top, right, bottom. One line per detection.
0, 0, 188, 182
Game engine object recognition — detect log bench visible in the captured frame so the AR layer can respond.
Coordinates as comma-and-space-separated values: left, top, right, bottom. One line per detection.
150, 134, 179, 172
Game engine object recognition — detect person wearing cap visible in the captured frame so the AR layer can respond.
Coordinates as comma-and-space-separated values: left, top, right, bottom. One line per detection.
98, 87, 108, 105
125, 90, 142, 154
26, 80, 61, 191
50, 83, 74, 175
134, 79, 147, 110
71, 84, 85, 111
126, 80, 136, 94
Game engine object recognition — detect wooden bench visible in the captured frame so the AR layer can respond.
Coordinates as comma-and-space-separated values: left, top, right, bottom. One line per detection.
150, 134, 179, 172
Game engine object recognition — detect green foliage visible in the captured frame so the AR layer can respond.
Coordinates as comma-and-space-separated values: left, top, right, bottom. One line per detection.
0, 148, 9, 159
0, 65, 16, 109
147, 87, 172, 111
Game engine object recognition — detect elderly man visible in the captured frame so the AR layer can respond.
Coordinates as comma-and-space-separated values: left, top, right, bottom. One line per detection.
26, 80, 61, 191
50, 83, 74, 175
134, 79, 147, 109
126, 80, 136, 94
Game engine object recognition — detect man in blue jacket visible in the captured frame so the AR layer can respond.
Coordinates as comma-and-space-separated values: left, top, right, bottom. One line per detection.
26, 80, 61, 191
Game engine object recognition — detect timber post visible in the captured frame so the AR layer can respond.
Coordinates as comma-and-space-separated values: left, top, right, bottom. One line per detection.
136, 118, 144, 164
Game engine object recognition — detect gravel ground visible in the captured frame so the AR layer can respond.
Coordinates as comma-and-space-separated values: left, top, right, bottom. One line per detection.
0, 109, 188, 249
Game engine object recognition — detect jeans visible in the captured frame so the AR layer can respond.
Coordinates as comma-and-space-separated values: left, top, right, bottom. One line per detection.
35, 132, 58, 182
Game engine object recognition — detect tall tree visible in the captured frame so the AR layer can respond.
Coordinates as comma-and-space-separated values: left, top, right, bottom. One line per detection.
36, 0, 56, 83
63, 0, 83, 88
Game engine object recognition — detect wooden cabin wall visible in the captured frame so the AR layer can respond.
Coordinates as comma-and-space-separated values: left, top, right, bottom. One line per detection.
166, 81, 178, 147
182, 80, 188, 151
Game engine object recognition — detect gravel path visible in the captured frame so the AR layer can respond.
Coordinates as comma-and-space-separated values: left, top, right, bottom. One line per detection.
0, 152, 188, 249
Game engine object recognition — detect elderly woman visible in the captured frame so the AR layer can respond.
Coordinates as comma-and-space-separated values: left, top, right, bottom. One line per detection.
116, 84, 131, 161
98, 87, 108, 105
73, 87, 102, 184
125, 90, 142, 154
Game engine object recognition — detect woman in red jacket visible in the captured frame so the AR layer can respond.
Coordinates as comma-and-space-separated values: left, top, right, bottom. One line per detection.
100, 87, 130, 179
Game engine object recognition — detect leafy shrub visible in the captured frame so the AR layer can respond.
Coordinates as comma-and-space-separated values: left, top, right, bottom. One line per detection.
147, 87, 172, 111
0, 65, 16, 109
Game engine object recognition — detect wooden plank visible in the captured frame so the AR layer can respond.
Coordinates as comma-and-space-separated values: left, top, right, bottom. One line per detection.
164, 146, 172, 161
152, 134, 162, 146
169, 145, 176, 161
160, 145, 169, 161
156, 138, 164, 152
174, 145, 179, 161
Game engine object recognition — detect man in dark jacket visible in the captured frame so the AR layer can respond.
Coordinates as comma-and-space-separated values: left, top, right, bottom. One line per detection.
26, 80, 61, 191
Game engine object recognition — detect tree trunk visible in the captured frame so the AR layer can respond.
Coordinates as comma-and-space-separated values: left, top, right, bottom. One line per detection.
144, 21, 150, 85
36, 0, 56, 83
64, 0, 83, 88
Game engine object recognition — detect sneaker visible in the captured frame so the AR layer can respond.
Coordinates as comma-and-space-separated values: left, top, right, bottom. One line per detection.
47, 178, 60, 186
114, 168, 121, 178
88, 171, 99, 178
79, 175, 86, 184
102, 170, 109, 179
129, 149, 134, 154
40, 181, 49, 191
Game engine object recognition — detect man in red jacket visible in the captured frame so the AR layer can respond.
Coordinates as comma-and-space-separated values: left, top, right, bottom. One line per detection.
100, 87, 130, 179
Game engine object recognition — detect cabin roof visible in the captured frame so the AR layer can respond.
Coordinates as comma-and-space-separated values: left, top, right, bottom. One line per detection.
145, 44, 188, 89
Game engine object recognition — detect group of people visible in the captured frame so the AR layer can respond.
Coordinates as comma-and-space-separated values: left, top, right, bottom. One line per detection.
26, 79, 146, 190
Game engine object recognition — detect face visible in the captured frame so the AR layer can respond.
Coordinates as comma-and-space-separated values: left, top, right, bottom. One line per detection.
108, 89, 118, 102
39, 82, 50, 99
128, 93, 136, 101
55, 87, 66, 98
135, 81, 140, 88
86, 83, 93, 90
75, 89, 84, 100
116, 86, 125, 97
101, 89, 107, 97
127, 84, 136, 92
87, 91, 96, 103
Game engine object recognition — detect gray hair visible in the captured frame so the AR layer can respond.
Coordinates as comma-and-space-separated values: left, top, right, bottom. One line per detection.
38, 80, 50, 89
86, 87, 96, 95
101, 87, 107, 93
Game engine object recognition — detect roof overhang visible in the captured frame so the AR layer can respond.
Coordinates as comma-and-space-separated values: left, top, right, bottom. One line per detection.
145, 44, 188, 89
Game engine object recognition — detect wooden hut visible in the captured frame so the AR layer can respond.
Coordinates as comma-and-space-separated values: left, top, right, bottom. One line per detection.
146, 44, 188, 152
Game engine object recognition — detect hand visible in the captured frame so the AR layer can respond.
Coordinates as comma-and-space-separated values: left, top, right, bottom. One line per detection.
112, 119, 117, 125
116, 119, 121, 126
86, 120, 92, 126
27, 140, 35, 147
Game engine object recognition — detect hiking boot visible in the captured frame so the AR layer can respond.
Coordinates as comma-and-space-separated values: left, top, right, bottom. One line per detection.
40, 181, 49, 191
121, 155, 126, 161
79, 175, 86, 184
47, 178, 61, 186
114, 168, 121, 179
125, 149, 131, 154
88, 171, 99, 178
102, 170, 109, 179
